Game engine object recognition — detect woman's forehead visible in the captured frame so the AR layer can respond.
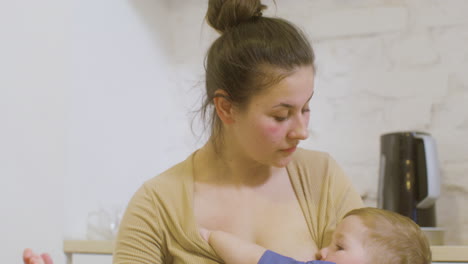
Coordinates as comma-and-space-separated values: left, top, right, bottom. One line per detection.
250, 66, 315, 104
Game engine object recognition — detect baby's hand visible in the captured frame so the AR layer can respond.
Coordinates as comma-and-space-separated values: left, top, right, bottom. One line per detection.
199, 227, 211, 242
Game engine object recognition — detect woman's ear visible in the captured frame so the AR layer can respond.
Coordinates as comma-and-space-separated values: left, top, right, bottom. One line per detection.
213, 89, 235, 124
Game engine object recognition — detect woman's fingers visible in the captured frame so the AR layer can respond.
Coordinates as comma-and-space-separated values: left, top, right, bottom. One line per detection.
23, 248, 33, 263
22, 249, 53, 264
31, 255, 45, 264
41, 253, 54, 264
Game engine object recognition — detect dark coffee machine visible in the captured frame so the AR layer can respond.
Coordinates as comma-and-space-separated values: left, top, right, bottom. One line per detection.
378, 131, 440, 227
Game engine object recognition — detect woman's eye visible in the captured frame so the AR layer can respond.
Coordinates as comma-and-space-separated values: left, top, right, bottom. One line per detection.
302, 108, 310, 114
336, 245, 344, 251
274, 116, 288, 122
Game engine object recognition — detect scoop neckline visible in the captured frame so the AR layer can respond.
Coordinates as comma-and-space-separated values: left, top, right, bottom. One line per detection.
183, 149, 299, 256
183, 150, 219, 257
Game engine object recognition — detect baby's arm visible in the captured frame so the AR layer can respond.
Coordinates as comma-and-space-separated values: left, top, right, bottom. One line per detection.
201, 228, 266, 264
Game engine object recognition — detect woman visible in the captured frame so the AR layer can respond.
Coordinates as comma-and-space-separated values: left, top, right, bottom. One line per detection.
24, 0, 363, 263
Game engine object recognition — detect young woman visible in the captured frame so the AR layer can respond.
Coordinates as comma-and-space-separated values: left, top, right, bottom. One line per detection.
23, 1, 363, 263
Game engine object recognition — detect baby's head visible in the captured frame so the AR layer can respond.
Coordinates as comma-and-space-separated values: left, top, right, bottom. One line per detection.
320, 207, 431, 264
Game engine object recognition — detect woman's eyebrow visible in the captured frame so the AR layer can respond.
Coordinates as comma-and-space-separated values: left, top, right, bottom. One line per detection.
272, 92, 315, 109
273, 103, 294, 109
335, 232, 345, 241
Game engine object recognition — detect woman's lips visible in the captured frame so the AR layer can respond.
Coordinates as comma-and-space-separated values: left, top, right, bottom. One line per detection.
282, 146, 297, 153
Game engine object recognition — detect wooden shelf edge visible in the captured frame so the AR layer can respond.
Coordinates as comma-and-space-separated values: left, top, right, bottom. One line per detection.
63, 240, 114, 254
431, 246, 468, 262
62, 241, 468, 262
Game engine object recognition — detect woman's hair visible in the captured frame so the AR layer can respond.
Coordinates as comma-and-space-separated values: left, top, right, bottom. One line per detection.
345, 207, 432, 264
201, 0, 315, 149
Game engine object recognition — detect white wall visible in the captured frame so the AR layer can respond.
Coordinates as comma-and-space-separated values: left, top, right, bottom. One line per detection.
65, 0, 176, 239
2, 0, 468, 263
0, 0, 68, 263
64, 0, 215, 243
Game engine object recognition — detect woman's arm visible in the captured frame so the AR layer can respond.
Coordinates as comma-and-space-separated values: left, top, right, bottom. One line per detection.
201, 228, 266, 264
113, 185, 166, 264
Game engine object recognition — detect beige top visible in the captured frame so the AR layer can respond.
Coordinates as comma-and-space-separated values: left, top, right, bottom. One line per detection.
113, 148, 363, 264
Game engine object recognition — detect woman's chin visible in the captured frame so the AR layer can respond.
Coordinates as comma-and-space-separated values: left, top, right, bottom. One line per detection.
272, 156, 293, 168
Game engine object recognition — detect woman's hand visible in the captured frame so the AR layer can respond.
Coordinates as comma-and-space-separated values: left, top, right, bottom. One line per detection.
23, 248, 54, 264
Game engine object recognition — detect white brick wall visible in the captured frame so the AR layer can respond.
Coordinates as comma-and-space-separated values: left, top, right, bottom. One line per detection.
169, 0, 468, 245
305, 7, 408, 39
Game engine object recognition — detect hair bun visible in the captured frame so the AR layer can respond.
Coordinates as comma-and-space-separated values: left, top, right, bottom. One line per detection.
206, 0, 267, 33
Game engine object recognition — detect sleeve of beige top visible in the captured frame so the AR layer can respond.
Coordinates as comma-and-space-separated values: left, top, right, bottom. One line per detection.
113, 184, 167, 264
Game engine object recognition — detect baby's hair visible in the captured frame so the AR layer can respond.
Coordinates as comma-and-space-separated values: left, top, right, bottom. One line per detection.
345, 207, 432, 264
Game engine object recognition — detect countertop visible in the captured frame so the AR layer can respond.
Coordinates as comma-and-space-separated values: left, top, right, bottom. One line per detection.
63, 240, 468, 262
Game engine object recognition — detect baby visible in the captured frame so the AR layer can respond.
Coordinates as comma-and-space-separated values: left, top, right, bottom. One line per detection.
200, 207, 432, 264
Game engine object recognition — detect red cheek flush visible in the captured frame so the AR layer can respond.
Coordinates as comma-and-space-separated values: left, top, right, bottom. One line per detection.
253, 119, 284, 142
263, 124, 281, 135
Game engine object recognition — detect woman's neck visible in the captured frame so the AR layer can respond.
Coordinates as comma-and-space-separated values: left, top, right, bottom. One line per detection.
194, 140, 284, 187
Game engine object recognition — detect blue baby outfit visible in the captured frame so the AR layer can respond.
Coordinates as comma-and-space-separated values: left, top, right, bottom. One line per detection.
258, 250, 335, 264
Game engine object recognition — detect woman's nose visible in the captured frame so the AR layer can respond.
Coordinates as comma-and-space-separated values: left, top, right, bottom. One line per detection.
288, 116, 309, 140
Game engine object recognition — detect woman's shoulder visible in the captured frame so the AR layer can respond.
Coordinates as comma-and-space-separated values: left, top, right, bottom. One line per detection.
292, 147, 334, 165
149, 155, 193, 185
133, 153, 195, 202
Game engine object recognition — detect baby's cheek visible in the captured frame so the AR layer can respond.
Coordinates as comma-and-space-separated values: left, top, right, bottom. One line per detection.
324, 254, 339, 263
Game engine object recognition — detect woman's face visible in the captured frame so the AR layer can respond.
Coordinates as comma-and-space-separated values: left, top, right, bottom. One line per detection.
229, 65, 315, 168
319, 215, 369, 264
